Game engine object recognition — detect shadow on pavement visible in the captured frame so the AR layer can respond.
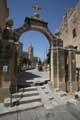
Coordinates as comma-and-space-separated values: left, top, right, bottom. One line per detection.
16, 71, 40, 89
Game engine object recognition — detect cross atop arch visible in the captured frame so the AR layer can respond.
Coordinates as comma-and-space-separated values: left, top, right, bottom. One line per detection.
32, 3, 41, 13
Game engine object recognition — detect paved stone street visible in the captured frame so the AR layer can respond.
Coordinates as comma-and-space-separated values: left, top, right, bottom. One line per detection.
0, 69, 80, 120
1, 103, 80, 120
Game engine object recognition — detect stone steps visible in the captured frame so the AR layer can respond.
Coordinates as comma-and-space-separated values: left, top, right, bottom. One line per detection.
13, 91, 39, 98
19, 86, 37, 92
4, 86, 42, 108
23, 91, 39, 97
37, 85, 54, 109
20, 95, 41, 104
0, 101, 43, 115
15, 101, 43, 111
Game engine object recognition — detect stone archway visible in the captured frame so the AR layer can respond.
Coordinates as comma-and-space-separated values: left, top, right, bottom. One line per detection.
14, 17, 56, 86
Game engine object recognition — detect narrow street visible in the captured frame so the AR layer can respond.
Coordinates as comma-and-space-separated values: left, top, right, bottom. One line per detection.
16, 68, 49, 88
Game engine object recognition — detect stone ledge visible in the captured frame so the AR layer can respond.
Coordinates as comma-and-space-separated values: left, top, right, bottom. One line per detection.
20, 95, 41, 104
12, 91, 39, 98
19, 86, 37, 92
0, 102, 43, 116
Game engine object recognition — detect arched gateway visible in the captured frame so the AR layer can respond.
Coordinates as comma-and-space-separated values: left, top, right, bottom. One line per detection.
14, 16, 55, 86
13, 3, 64, 89
0, 5, 64, 99
0, 4, 77, 101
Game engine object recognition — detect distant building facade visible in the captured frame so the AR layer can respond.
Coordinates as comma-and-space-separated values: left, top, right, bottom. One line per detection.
17, 43, 38, 71
0, 0, 9, 28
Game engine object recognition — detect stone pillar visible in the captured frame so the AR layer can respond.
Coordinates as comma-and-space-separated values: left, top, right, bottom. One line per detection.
49, 48, 51, 82
50, 44, 54, 86
68, 50, 73, 94
50, 45, 60, 88
64, 50, 68, 92
68, 48, 76, 94
57, 48, 59, 88
0, 66, 2, 87
50, 46, 58, 88
9, 44, 17, 94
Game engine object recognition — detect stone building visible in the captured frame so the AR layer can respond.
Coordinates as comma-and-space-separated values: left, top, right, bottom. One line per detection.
55, 2, 80, 92
56, 2, 80, 68
57, 3, 80, 46
0, 0, 9, 28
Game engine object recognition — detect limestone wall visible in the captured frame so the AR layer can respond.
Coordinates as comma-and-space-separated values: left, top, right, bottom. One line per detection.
58, 3, 80, 49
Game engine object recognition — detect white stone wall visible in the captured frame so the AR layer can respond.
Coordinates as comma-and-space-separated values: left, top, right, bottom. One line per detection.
76, 54, 80, 68
59, 3, 80, 49
57, 3, 80, 70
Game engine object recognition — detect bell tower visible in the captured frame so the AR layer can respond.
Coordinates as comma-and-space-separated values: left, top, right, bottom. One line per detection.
28, 44, 33, 60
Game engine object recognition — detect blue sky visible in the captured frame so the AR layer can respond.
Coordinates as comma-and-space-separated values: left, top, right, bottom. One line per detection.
7, 0, 78, 61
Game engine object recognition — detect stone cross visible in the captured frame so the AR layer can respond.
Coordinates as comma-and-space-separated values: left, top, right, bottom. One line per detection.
32, 3, 41, 13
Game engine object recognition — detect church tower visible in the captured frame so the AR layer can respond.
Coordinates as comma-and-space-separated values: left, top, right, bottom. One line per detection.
28, 44, 33, 60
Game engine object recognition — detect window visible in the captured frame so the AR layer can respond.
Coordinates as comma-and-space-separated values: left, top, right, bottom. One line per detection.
73, 28, 76, 38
